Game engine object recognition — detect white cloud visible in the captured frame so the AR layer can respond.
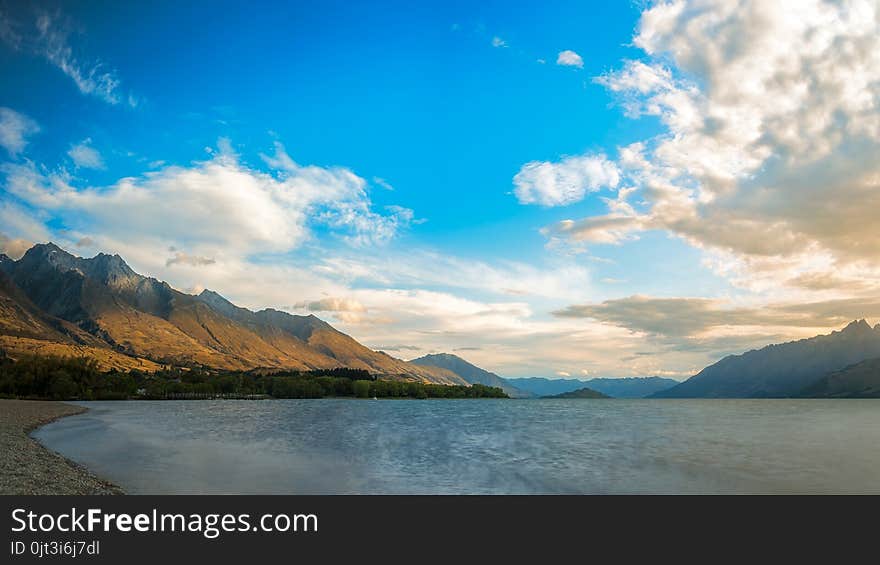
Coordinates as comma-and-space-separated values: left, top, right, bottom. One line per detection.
514, 154, 620, 206
3, 140, 414, 257
491, 36, 507, 48
0, 108, 39, 156
539, 0, 880, 298
67, 138, 105, 169
556, 50, 584, 68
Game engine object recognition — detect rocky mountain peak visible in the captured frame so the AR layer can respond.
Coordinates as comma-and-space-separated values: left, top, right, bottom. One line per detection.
199, 288, 230, 302
87, 252, 138, 280
19, 242, 81, 272
840, 319, 874, 335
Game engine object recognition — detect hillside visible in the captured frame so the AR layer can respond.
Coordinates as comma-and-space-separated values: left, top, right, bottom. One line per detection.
543, 387, 609, 399
654, 320, 880, 398
409, 353, 531, 397
0, 243, 464, 384
799, 357, 880, 398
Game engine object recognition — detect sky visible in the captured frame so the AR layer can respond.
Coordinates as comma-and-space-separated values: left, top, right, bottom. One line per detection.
1, 0, 879, 379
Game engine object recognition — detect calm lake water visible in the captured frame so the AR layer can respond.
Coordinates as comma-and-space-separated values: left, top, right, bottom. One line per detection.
34, 399, 880, 494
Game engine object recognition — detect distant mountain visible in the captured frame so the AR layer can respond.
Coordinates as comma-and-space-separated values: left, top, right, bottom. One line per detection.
507, 376, 677, 398
579, 377, 677, 398
0, 243, 464, 384
543, 387, 609, 399
799, 357, 880, 398
504, 377, 587, 397
654, 320, 880, 398
409, 353, 531, 397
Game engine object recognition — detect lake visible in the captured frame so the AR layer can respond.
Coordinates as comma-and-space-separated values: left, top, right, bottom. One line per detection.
34, 398, 880, 494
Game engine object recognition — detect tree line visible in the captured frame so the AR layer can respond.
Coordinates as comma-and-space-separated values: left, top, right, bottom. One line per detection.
0, 354, 508, 400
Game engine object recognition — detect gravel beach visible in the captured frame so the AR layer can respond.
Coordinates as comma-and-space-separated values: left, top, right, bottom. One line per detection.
0, 399, 122, 495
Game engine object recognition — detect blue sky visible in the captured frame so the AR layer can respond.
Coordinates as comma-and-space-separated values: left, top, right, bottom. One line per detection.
2, 0, 879, 378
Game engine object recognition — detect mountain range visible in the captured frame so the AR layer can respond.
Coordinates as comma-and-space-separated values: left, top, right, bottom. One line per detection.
409, 353, 532, 398
0, 243, 465, 384
507, 376, 679, 398
653, 320, 880, 398
4, 243, 880, 399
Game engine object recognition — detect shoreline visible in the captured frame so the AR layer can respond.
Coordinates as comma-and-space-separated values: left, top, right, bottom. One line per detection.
0, 399, 123, 495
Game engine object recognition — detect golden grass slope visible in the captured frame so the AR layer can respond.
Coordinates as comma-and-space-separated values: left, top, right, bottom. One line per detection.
0, 336, 161, 372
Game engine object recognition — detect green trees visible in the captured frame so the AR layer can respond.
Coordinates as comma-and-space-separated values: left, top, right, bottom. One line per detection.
0, 356, 509, 400
353, 380, 372, 398
0, 355, 105, 399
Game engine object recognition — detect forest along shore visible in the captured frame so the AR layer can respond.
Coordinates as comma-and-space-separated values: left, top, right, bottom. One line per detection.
0, 399, 122, 495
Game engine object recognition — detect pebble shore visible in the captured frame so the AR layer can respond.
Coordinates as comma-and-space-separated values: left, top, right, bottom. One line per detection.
0, 399, 123, 495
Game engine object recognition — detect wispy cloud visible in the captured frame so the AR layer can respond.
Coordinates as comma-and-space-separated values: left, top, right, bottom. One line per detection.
67, 138, 105, 169
166, 251, 216, 268
372, 176, 394, 191
0, 107, 39, 156
372, 344, 423, 352
0, 10, 135, 106
295, 297, 367, 313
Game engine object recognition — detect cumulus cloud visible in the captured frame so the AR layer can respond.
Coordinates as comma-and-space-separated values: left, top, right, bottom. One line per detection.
2, 140, 413, 256
67, 138, 104, 169
556, 50, 583, 68
0, 108, 39, 156
513, 154, 620, 206
534, 0, 880, 297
